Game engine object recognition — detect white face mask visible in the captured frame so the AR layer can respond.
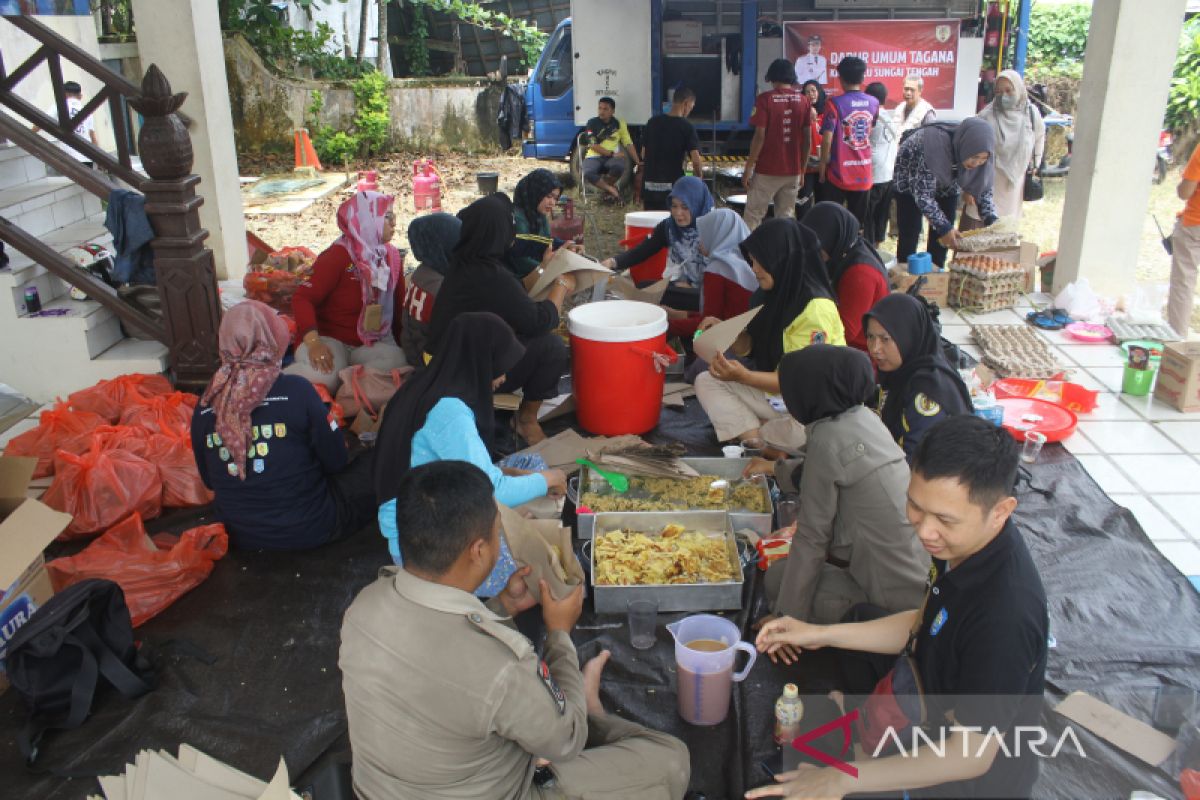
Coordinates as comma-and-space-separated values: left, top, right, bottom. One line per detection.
998, 94, 1017, 110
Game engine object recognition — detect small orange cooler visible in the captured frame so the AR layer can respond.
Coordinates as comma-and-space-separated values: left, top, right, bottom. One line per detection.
621, 211, 671, 283
568, 301, 678, 435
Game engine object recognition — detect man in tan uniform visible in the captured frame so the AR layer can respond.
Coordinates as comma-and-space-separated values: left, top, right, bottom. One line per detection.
340, 460, 691, 800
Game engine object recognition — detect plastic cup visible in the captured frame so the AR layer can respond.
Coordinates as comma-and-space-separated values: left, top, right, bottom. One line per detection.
722, 444, 744, 458
628, 600, 658, 650
776, 497, 799, 529
741, 437, 765, 459
1021, 431, 1047, 464
628, 600, 658, 649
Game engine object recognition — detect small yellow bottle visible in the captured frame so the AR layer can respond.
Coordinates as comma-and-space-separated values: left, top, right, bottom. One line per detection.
774, 683, 804, 745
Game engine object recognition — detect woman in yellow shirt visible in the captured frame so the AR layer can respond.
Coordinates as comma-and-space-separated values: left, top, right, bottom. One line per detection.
695, 218, 845, 452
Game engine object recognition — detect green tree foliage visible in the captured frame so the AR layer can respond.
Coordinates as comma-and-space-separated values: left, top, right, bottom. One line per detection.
221, 0, 375, 81
308, 71, 393, 163
1026, 2, 1091, 71
405, 10, 432, 77
1168, 17, 1200, 133
409, 0, 547, 70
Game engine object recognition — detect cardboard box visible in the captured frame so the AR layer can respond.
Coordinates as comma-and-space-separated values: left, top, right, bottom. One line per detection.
1154, 341, 1200, 412
663, 20, 702, 53
964, 241, 1040, 292
890, 267, 950, 307
0, 456, 73, 693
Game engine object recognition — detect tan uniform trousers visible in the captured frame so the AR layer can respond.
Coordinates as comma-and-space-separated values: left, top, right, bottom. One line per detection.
535, 712, 691, 800
284, 335, 407, 391
1169, 220, 1200, 337
694, 370, 807, 454
744, 173, 801, 231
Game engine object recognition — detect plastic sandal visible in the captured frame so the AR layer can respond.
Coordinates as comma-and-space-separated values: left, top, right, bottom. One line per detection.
1026, 310, 1064, 331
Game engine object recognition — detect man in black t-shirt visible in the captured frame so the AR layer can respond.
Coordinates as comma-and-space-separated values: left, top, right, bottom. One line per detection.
640, 87, 704, 210
753, 416, 1049, 800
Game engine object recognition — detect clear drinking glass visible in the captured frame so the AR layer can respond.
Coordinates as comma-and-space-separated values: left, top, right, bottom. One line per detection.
628, 599, 658, 650
1021, 431, 1047, 463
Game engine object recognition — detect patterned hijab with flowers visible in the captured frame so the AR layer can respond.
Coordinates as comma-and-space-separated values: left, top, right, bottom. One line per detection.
333, 191, 403, 345
200, 300, 291, 480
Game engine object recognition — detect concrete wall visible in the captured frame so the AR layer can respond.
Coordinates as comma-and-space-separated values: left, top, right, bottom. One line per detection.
0, 14, 117, 153
224, 34, 502, 155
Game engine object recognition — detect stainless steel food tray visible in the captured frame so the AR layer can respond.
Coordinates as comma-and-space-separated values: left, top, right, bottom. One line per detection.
572, 457, 773, 539
589, 510, 743, 614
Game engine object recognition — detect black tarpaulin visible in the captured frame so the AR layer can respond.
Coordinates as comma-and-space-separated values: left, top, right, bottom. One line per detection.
0, 398, 1197, 800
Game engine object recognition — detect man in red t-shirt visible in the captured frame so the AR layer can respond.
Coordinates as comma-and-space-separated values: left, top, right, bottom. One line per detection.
743, 59, 812, 230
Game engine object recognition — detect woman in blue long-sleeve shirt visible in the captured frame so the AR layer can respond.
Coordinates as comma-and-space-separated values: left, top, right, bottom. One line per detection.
372, 312, 568, 595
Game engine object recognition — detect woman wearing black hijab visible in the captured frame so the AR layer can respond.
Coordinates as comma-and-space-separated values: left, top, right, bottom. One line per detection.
428, 193, 575, 444
800, 80, 826, 214
744, 345, 928, 629
802, 201, 890, 352
694, 219, 846, 452
892, 116, 997, 267
400, 212, 461, 363
863, 293, 973, 462
374, 312, 567, 590
509, 168, 565, 282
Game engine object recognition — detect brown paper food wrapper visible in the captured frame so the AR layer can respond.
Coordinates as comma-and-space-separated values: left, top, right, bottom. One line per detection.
498, 502, 584, 602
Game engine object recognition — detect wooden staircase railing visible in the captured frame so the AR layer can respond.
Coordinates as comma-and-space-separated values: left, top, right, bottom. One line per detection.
0, 15, 221, 390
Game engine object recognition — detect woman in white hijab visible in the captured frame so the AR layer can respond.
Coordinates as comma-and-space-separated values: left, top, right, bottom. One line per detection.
968, 69, 1046, 221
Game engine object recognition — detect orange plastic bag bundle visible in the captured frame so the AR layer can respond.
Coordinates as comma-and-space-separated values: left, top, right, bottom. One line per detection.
3, 403, 107, 478
312, 383, 346, 429
58, 424, 152, 460
67, 373, 174, 423
146, 432, 212, 508
118, 392, 197, 438
46, 513, 228, 627
43, 440, 163, 539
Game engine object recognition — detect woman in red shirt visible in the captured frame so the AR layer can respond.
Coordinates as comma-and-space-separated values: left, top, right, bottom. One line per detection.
287, 191, 407, 391
671, 208, 756, 338
801, 201, 890, 351
799, 80, 825, 218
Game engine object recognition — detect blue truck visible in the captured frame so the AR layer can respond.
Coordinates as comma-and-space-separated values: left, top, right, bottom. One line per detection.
518, 0, 987, 164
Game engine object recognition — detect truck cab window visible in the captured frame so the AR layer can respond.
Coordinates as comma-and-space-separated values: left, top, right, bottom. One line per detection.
539, 28, 572, 98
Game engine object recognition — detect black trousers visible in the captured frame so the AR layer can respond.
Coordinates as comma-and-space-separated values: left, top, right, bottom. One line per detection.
896, 190, 959, 268
328, 448, 378, 541
796, 173, 818, 220
498, 332, 569, 402
642, 189, 670, 211
864, 181, 893, 246
816, 181, 871, 229
833, 602, 898, 697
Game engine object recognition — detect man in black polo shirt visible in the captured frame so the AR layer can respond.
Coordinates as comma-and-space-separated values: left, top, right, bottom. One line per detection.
751, 415, 1048, 799
640, 87, 704, 210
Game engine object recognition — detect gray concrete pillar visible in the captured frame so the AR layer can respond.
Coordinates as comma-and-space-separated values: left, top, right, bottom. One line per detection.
131, 0, 246, 281
1053, 0, 1187, 299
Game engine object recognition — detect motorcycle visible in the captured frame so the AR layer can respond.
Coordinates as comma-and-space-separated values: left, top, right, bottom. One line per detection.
1030, 84, 1072, 178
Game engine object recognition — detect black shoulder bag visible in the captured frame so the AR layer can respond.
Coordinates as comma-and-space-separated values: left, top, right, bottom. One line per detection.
1023, 107, 1044, 202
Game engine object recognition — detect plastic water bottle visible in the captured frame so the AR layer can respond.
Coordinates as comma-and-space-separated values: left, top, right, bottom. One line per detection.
23, 286, 41, 314
774, 683, 804, 745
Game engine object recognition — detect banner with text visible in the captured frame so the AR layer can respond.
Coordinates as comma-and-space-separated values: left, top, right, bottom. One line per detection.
784, 20, 961, 108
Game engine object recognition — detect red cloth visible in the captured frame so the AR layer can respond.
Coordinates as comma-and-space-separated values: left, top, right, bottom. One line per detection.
667, 273, 754, 338
292, 244, 405, 347
836, 263, 890, 352
750, 88, 812, 176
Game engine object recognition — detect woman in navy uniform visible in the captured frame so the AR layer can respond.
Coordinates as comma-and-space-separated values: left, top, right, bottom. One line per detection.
863, 293, 972, 462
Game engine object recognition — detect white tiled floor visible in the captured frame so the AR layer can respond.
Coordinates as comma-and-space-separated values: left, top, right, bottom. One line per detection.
955, 298, 1200, 579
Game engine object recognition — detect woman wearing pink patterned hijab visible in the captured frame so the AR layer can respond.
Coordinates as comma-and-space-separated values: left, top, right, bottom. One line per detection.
288, 191, 408, 392
192, 300, 378, 550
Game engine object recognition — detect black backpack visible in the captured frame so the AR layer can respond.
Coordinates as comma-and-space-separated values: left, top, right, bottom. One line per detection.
6, 579, 153, 763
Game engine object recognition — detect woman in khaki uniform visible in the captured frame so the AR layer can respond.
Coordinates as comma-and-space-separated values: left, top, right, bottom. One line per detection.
746, 345, 929, 633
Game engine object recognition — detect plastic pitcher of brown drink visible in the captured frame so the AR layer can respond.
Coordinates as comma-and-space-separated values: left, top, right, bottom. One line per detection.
667, 614, 757, 726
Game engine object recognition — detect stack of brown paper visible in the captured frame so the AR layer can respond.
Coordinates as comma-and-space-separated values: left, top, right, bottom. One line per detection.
662, 381, 695, 408
693, 307, 761, 363
527, 248, 613, 300
508, 430, 652, 474
607, 274, 670, 305
89, 746, 301, 800
498, 503, 584, 602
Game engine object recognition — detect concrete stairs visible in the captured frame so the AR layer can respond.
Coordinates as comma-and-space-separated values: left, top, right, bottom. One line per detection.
0, 143, 168, 403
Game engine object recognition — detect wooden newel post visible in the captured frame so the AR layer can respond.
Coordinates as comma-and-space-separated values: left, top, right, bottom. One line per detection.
130, 64, 222, 391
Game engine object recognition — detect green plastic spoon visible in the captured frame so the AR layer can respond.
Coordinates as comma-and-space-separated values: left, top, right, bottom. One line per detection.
576, 458, 630, 493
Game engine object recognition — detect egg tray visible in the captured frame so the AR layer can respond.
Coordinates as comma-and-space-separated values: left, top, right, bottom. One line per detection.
953, 229, 1022, 252
972, 324, 1066, 379
948, 271, 1024, 312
